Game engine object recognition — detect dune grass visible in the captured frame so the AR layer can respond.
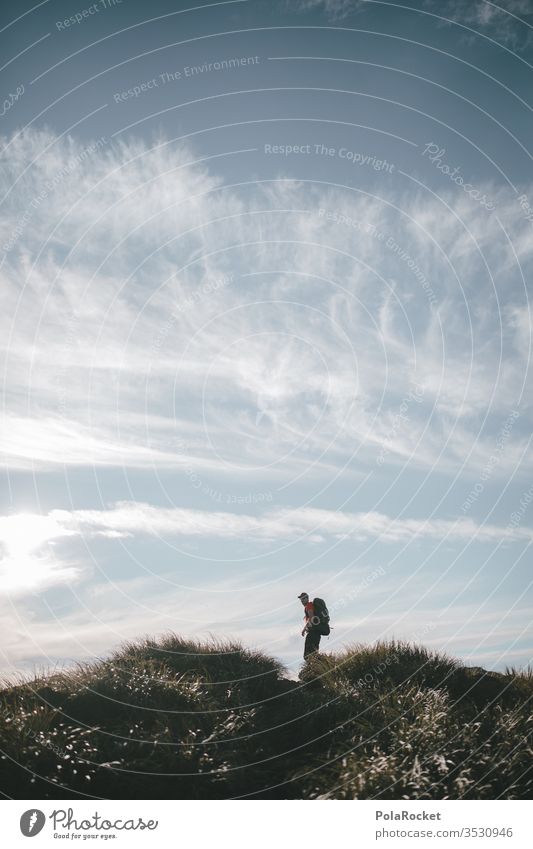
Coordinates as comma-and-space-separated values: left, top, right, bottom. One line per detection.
0, 636, 531, 799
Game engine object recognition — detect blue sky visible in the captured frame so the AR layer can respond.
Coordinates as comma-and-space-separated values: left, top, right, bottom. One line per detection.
1, 0, 532, 676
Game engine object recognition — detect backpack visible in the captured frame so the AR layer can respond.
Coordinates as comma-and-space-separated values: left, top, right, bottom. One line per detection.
312, 597, 330, 635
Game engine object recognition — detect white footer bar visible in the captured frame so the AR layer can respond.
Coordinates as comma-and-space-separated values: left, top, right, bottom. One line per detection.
2, 799, 532, 848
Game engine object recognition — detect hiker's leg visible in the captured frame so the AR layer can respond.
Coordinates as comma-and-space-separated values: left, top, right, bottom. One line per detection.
304, 632, 314, 659
304, 629, 320, 659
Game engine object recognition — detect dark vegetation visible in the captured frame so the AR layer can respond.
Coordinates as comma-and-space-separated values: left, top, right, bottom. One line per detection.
1, 635, 531, 799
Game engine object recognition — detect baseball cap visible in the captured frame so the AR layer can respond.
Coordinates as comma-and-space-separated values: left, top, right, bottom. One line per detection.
297, 592, 309, 599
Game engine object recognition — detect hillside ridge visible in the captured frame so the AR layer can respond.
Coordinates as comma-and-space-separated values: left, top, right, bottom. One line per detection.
1, 635, 531, 800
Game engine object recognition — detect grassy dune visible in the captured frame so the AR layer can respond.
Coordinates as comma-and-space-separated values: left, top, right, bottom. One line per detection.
0, 636, 531, 799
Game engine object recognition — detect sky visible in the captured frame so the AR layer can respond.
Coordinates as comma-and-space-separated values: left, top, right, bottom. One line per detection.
0, 0, 532, 677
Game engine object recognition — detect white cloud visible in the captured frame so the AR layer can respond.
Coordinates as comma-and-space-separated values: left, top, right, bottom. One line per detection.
0, 513, 81, 594
293, 0, 533, 45
292, 0, 363, 19
2, 495, 529, 600
424, 0, 533, 50
2, 501, 531, 555
1, 127, 532, 488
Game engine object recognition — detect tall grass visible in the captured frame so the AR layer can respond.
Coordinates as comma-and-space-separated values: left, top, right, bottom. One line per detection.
0, 637, 531, 799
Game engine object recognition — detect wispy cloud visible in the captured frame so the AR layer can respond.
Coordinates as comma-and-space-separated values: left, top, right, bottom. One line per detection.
2, 130, 532, 485
1, 500, 530, 588
293, 0, 533, 45
424, 0, 533, 50
290, 0, 363, 19
61, 501, 533, 543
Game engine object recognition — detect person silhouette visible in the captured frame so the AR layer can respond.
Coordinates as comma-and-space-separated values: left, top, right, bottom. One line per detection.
298, 592, 321, 659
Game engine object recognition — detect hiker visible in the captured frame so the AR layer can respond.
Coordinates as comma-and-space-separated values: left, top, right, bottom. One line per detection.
298, 592, 330, 659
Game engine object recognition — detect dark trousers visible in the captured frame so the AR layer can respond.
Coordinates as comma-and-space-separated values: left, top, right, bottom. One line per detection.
304, 628, 321, 659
